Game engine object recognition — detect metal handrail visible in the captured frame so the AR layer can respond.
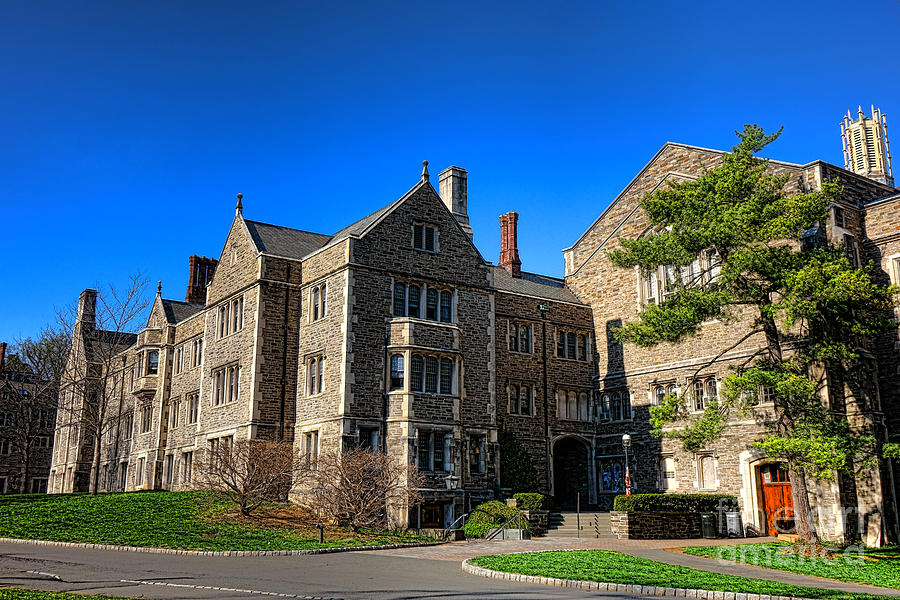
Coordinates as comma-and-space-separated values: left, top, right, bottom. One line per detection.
482, 511, 528, 540
441, 512, 468, 540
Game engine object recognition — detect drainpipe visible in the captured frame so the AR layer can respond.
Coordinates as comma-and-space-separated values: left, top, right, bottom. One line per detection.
278, 264, 292, 441
382, 331, 389, 454
541, 306, 550, 495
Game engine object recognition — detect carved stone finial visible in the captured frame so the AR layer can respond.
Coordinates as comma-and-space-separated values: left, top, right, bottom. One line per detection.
421, 160, 429, 182
157, 281, 162, 296
236, 193, 244, 216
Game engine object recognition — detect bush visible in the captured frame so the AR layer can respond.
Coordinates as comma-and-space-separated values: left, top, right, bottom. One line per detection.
513, 492, 550, 511
613, 493, 737, 513
464, 501, 529, 538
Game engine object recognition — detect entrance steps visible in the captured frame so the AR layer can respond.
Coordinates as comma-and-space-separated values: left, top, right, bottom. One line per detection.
544, 511, 614, 538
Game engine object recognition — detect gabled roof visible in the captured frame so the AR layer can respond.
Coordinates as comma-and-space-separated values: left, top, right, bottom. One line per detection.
491, 265, 582, 304
244, 220, 332, 260
161, 299, 205, 324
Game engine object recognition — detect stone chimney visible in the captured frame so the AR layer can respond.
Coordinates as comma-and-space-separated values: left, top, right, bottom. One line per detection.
499, 211, 522, 278
438, 166, 473, 240
186, 255, 218, 305
0, 342, 6, 371
77, 289, 98, 332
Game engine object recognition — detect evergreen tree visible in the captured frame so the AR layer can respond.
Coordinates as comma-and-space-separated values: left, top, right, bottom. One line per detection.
609, 125, 898, 545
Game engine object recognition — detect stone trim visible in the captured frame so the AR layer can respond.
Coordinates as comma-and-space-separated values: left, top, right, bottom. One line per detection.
0, 536, 443, 557
461, 558, 822, 600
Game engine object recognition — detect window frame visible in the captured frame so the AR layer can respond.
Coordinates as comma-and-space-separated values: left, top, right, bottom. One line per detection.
412, 222, 439, 253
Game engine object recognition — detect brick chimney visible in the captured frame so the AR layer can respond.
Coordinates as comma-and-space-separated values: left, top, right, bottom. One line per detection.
438, 166, 474, 240
0, 342, 6, 372
499, 211, 522, 278
186, 255, 218, 304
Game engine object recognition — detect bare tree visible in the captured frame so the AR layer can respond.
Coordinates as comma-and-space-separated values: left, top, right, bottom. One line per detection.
196, 439, 307, 516
2, 326, 70, 493
55, 275, 150, 494
306, 448, 424, 532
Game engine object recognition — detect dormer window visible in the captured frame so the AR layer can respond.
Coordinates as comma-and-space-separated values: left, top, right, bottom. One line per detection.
413, 223, 437, 252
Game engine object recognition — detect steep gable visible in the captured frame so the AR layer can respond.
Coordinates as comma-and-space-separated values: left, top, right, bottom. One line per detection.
205, 216, 260, 305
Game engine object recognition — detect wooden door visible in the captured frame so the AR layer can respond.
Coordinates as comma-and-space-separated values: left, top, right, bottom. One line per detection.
760, 464, 794, 536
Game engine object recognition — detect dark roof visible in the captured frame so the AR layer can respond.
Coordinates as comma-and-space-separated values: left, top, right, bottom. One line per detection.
327, 202, 398, 247
244, 220, 332, 260
162, 299, 205, 324
95, 330, 138, 347
491, 266, 582, 303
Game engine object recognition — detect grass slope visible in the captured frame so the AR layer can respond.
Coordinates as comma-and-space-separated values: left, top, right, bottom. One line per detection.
682, 543, 900, 590
471, 551, 895, 600
0, 491, 431, 551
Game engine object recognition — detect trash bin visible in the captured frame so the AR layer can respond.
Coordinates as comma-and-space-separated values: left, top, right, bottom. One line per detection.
725, 512, 743, 538
700, 513, 717, 539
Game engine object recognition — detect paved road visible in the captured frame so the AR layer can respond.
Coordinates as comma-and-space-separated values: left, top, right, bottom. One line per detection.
1, 538, 897, 599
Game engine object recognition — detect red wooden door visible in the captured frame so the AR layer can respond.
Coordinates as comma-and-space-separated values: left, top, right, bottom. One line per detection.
760, 464, 794, 536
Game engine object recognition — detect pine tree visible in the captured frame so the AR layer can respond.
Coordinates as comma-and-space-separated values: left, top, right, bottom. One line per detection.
609, 125, 898, 545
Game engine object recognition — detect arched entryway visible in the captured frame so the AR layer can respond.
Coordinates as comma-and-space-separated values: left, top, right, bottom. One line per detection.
552, 436, 591, 509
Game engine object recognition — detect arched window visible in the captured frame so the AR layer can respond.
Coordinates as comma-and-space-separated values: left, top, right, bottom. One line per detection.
393, 283, 406, 317
320, 283, 326, 317
693, 380, 705, 411
439, 357, 453, 394
600, 393, 610, 420
408, 284, 421, 318
611, 392, 622, 421
426, 289, 438, 320
578, 392, 589, 421
557, 389, 567, 419
425, 356, 438, 393
622, 391, 632, 419
439, 291, 452, 322
654, 385, 666, 406
567, 391, 577, 421
411, 355, 424, 392
577, 335, 587, 361
312, 288, 320, 321
308, 358, 318, 395
706, 378, 718, 403
390, 354, 404, 390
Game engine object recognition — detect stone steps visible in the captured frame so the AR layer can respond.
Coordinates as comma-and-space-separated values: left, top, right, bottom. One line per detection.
544, 511, 615, 538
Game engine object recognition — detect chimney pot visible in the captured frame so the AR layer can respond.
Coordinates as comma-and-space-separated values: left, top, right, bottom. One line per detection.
498, 211, 522, 278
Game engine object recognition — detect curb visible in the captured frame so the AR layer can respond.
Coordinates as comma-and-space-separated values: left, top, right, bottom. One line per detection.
461, 559, 821, 600
0, 536, 444, 557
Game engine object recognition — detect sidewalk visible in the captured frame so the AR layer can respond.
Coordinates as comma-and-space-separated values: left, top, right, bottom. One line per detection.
369, 536, 900, 597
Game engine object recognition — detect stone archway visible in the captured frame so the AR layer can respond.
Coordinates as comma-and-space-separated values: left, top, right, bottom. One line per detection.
552, 436, 591, 509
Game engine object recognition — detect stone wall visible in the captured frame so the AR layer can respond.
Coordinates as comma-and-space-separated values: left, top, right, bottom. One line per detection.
609, 511, 701, 539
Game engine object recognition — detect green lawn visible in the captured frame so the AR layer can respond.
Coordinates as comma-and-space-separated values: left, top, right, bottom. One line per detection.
682, 543, 900, 590
0, 491, 433, 551
470, 551, 895, 600
0, 590, 123, 600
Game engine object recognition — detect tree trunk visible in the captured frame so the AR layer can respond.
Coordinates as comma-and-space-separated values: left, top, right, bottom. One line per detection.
788, 465, 819, 546
90, 431, 102, 495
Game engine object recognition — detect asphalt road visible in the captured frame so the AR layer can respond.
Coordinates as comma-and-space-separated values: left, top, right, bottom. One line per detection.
0, 541, 618, 600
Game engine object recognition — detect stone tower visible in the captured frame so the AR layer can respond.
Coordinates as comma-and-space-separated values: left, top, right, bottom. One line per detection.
841, 105, 894, 187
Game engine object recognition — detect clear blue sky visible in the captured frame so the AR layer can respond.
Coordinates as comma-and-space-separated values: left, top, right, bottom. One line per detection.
2, 1, 899, 341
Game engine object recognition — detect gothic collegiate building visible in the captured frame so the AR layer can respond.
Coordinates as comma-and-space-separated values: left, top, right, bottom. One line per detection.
51, 111, 900, 542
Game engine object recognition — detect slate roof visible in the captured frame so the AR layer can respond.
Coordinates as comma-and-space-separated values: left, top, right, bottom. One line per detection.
244, 220, 332, 260
161, 299, 205, 324
491, 265, 582, 304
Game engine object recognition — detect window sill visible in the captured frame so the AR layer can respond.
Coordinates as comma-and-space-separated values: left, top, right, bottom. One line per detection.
211, 401, 237, 409
215, 330, 244, 342
554, 356, 590, 363
508, 350, 533, 355
508, 412, 534, 417
389, 316, 456, 327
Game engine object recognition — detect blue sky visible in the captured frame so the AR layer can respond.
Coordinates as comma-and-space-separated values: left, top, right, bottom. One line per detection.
2, 1, 899, 341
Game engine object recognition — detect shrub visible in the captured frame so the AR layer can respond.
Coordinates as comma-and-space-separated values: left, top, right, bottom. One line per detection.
463, 501, 528, 538
613, 493, 738, 513
513, 492, 550, 511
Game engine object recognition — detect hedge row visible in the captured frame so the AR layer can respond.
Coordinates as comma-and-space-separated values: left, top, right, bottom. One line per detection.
513, 493, 551, 511
464, 501, 530, 538
613, 493, 738, 513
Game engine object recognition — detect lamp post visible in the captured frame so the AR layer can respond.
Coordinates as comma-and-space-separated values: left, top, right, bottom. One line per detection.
622, 433, 632, 497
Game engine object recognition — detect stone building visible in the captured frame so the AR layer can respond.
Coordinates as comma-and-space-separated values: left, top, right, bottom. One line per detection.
0, 342, 56, 494
563, 140, 900, 543
49, 163, 596, 527
50, 124, 900, 542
